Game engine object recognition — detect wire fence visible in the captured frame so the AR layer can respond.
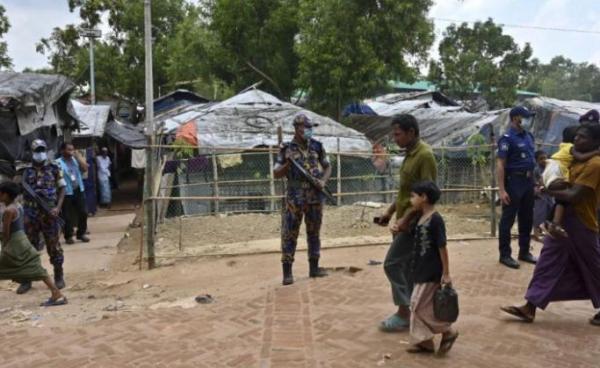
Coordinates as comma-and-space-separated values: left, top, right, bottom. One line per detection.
138, 142, 511, 265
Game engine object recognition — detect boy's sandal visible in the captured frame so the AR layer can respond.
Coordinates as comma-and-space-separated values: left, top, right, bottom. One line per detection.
437, 332, 459, 355
500, 306, 534, 323
406, 344, 435, 354
40, 296, 68, 307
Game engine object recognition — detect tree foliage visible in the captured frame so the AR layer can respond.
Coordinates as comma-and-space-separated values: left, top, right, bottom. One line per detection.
0, 4, 12, 70
296, 0, 434, 116
522, 56, 600, 102
429, 18, 532, 108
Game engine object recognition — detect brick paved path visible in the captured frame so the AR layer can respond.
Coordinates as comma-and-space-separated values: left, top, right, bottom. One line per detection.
1, 241, 599, 368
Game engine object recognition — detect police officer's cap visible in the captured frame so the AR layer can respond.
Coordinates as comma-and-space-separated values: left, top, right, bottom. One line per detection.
31, 139, 47, 152
293, 113, 319, 128
509, 106, 535, 119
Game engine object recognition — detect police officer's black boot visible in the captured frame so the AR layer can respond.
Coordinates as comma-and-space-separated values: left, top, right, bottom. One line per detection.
282, 262, 294, 285
309, 258, 328, 278
54, 265, 65, 290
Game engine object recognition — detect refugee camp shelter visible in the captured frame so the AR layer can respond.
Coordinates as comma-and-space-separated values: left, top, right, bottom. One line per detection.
157, 88, 375, 217
523, 97, 600, 152
153, 89, 209, 116
0, 71, 75, 179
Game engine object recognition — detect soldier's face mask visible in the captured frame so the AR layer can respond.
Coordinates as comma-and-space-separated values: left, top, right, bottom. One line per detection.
32, 152, 47, 163
303, 128, 313, 140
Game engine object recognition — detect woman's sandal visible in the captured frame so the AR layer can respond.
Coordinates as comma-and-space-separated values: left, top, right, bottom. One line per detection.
40, 296, 68, 307
500, 305, 534, 323
437, 332, 459, 356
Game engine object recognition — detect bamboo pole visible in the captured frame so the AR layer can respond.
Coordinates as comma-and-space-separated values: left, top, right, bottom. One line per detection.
336, 138, 341, 206
490, 128, 498, 237
211, 151, 220, 213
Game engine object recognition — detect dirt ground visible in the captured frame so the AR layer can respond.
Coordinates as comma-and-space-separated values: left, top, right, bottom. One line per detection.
155, 203, 493, 257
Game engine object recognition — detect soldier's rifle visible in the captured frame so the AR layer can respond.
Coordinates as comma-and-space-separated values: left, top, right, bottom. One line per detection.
21, 177, 65, 228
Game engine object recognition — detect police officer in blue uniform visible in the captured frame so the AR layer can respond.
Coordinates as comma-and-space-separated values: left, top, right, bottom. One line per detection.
274, 114, 332, 285
496, 106, 539, 269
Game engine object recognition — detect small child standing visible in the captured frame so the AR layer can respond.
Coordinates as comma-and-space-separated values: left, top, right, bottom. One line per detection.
407, 181, 458, 355
542, 126, 599, 237
0, 181, 67, 306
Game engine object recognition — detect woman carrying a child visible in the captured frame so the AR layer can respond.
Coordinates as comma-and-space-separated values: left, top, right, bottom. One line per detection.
502, 123, 600, 324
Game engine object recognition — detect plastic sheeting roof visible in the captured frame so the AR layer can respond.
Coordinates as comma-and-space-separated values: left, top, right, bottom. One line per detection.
70, 100, 112, 138
159, 89, 372, 152
524, 97, 600, 150
105, 119, 146, 149
0, 72, 75, 135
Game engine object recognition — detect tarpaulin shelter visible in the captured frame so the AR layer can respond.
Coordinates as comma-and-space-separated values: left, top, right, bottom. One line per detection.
157, 88, 374, 217
159, 88, 372, 153
522, 97, 600, 153
153, 89, 209, 116
347, 91, 504, 149
0, 72, 76, 177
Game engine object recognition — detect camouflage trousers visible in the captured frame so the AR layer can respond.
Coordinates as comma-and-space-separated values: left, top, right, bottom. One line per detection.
281, 201, 323, 263
24, 210, 64, 268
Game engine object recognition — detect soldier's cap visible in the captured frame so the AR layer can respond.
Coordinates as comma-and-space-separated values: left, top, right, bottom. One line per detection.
31, 139, 47, 152
292, 113, 319, 128
509, 106, 535, 119
579, 109, 600, 123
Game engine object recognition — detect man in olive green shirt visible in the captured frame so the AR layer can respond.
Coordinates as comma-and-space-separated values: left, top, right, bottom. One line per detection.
376, 114, 437, 332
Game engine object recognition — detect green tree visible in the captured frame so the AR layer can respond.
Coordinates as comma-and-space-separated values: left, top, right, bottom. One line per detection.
296, 0, 434, 117
0, 4, 12, 70
522, 56, 600, 102
38, 0, 192, 102
430, 18, 532, 108
201, 0, 300, 99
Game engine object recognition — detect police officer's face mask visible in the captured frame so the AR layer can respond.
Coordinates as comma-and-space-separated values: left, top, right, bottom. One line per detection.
520, 117, 533, 130
32, 152, 47, 163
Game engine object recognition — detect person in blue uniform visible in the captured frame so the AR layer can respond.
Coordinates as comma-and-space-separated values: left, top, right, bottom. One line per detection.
496, 106, 539, 269
274, 114, 332, 285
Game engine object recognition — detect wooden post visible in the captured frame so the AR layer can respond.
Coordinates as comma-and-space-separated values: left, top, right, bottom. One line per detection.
490, 128, 497, 237
211, 151, 220, 214
268, 146, 276, 212
336, 137, 341, 206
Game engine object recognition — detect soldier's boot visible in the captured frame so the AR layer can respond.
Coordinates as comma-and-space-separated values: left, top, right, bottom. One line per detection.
309, 258, 328, 278
16, 282, 32, 295
54, 265, 66, 290
282, 262, 294, 286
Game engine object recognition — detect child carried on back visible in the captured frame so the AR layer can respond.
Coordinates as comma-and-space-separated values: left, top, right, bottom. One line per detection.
542, 126, 600, 237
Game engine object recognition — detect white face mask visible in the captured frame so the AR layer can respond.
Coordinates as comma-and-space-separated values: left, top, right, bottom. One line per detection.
521, 117, 533, 130
32, 152, 47, 163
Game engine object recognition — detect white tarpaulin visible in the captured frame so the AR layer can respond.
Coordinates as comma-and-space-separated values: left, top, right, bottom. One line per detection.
70, 100, 112, 138
159, 89, 372, 153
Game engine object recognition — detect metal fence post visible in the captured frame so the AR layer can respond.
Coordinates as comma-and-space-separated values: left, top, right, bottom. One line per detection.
336, 138, 341, 206
211, 151, 220, 213
490, 130, 497, 237
268, 147, 276, 211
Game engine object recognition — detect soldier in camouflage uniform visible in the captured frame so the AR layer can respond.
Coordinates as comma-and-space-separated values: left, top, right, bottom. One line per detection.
14, 139, 67, 294
274, 114, 332, 285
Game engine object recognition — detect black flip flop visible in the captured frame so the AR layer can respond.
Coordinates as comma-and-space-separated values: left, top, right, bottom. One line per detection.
40, 296, 68, 307
437, 332, 459, 355
500, 306, 534, 323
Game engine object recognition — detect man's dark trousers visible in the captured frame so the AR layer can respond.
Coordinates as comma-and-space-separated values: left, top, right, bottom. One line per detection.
63, 190, 88, 239
499, 174, 535, 259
